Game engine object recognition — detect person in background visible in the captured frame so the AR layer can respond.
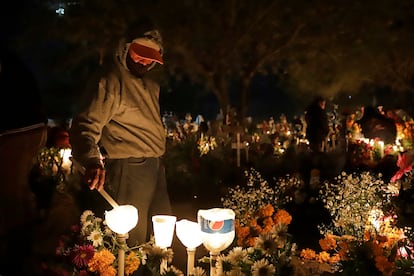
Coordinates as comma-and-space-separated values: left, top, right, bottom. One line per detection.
0, 44, 47, 274
305, 96, 329, 153
46, 125, 71, 148
69, 17, 172, 249
357, 105, 397, 144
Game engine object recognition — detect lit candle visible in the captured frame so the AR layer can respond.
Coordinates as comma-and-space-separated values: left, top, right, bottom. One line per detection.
105, 205, 138, 276
176, 219, 203, 276
152, 215, 177, 273
198, 208, 235, 276
378, 141, 384, 158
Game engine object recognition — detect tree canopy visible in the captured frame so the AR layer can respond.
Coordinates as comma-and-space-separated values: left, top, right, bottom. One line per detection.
4, 0, 414, 119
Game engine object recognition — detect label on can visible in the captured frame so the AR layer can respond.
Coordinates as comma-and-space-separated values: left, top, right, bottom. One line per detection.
199, 217, 234, 234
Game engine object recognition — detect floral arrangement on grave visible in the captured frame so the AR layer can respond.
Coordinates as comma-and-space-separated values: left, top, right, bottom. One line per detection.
29, 146, 76, 215
198, 204, 297, 275
213, 168, 303, 275
197, 133, 218, 156
389, 149, 414, 219
221, 168, 301, 227
391, 150, 414, 191
298, 171, 414, 275
43, 210, 187, 276
31, 147, 69, 191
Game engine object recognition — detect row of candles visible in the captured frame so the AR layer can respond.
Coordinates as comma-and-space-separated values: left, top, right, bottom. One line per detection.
68, 154, 235, 275
354, 138, 405, 160
56, 151, 236, 275
105, 204, 235, 276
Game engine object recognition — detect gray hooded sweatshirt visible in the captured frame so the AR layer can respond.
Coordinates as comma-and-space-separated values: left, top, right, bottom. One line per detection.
69, 38, 165, 167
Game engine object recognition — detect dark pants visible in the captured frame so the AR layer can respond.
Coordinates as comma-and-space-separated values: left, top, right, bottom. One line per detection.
105, 157, 172, 246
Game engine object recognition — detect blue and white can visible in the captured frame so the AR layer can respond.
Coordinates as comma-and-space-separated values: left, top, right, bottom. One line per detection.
197, 208, 235, 253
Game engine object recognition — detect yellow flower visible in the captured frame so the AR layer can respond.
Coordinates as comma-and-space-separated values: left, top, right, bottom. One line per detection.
125, 251, 141, 275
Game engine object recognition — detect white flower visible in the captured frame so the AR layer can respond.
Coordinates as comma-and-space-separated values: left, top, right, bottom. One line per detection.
87, 229, 103, 247
251, 259, 276, 276
80, 210, 94, 224
81, 220, 93, 235
227, 247, 249, 264
318, 171, 393, 238
216, 254, 233, 274
190, 267, 206, 276
162, 265, 184, 276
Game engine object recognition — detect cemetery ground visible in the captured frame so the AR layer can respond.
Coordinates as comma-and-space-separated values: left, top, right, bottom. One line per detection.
3, 134, 414, 275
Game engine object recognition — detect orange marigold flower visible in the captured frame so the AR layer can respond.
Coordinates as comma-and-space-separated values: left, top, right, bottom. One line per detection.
262, 217, 274, 234
375, 255, 395, 275
252, 224, 263, 236
101, 265, 117, 276
376, 234, 388, 243
237, 237, 244, 246
364, 230, 371, 241
247, 237, 256, 247
88, 249, 115, 273
340, 235, 355, 241
236, 226, 251, 247
258, 204, 274, 217
300, 248, 316, 260
319, 234, 337, 251
250, 218, 258, 227
125, 251, 141, 276
337, 242, 350, 260
273, 209, 292, 225
338, 249, 348, 260
372, 242, 384, 257
317, 251, 331, 263
329, 253, 341, 264
236, 226, 250, 239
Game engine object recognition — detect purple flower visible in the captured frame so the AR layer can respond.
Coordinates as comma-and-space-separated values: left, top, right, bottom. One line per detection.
71, 244, 95, 268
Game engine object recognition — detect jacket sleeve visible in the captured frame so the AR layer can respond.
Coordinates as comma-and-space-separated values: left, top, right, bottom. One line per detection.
69, 76, 120, 167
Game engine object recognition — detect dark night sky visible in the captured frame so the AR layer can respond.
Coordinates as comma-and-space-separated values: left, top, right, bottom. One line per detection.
0, 2, 308, 122
2, 1, 413, 123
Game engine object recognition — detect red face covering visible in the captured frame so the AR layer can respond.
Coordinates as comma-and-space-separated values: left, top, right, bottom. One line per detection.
126, 54, 152, 78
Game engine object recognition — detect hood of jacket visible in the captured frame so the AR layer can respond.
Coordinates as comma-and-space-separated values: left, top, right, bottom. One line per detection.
115, 28, 163, 72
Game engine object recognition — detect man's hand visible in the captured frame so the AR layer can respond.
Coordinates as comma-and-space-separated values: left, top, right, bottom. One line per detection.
84, 164, 106, 191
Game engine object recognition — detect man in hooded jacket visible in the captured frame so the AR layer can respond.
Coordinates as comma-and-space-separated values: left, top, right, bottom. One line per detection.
69, 17, 172, 247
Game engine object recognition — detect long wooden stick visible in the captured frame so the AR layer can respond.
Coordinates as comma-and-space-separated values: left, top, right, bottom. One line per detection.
98, 189, 119, 208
